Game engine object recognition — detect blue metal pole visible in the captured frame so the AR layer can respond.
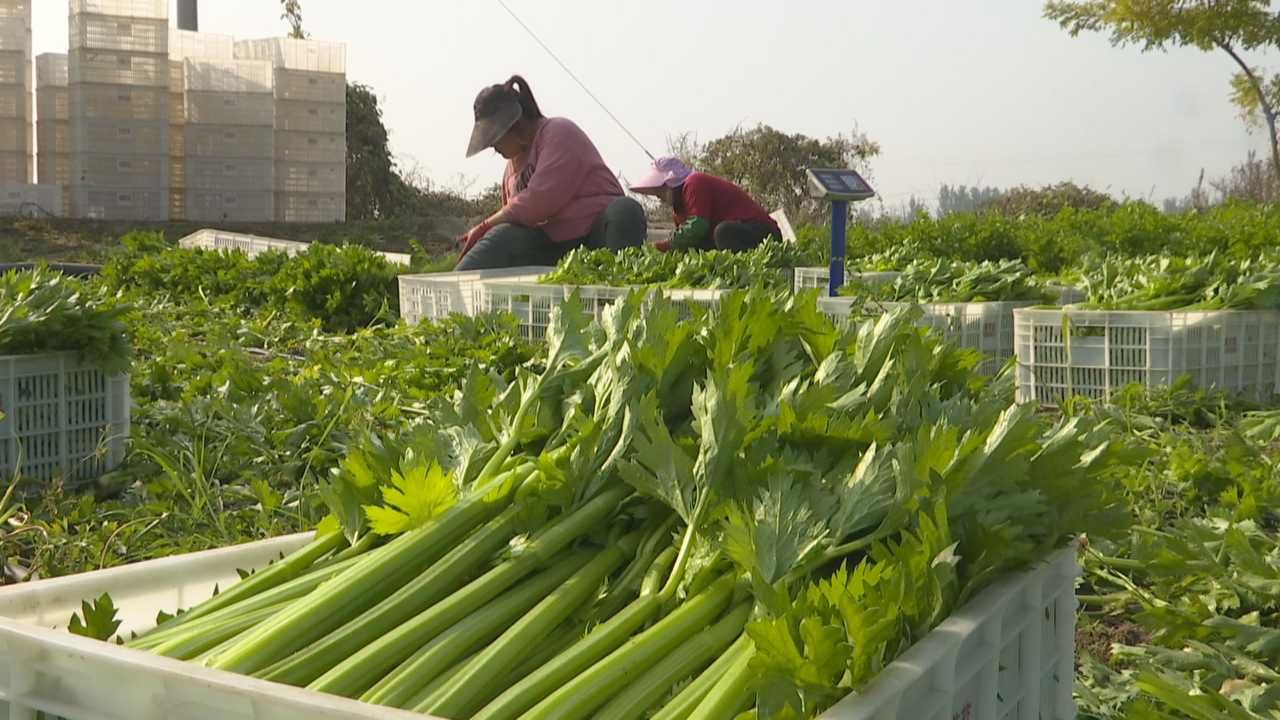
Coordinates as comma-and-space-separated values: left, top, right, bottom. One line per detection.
829, 200, 847, 296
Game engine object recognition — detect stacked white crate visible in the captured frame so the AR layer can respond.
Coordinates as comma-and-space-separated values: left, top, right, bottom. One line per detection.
182, 58, 275, 221
34, 52, 67, 214
235, 37, 346, 222
68, 0, 170, 220
0, 1, 30, 183
167, 28, 233, 220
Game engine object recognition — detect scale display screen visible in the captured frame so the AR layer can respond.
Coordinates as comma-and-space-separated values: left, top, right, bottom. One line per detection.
806, 168, 876, 202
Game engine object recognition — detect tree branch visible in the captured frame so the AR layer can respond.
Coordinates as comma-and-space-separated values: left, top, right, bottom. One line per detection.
1214, 38, 1280, 178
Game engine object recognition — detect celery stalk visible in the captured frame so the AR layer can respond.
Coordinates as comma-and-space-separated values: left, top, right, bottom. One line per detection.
258, 504, 523, 686
362, 549, 597, 708
515, 574, 736, 720
593, 604, 751, 720
649, 635, 749, 720
306, 485, 633, 698
414, 534, 638, 718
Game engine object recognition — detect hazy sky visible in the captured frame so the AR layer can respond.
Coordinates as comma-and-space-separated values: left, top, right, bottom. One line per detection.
33, 0, 1275, 210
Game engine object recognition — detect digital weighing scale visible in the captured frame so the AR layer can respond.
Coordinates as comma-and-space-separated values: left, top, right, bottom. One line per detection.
805, 168, 876, 296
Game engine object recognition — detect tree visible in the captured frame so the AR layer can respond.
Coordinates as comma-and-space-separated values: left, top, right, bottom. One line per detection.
682, 123, 880, 225
345, 82, 416, 219
279, 0, 306, 38
938, 184, 1005, 216
1044, 0, 1280, 178
976, 181, 1117, 218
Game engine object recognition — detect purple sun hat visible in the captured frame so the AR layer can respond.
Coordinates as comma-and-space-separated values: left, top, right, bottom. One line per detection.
629, 156, 693, 191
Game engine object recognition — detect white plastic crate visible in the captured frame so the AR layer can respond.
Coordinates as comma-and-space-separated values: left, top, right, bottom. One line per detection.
660, 287, 728, 320
478, 281, 573, 341
35, 53, 67, 88
0, 152, 26, 185
69, 82, 169, 121
398, 267, 555, 325
0, 116, 25, 152
168, 27, 234, 61
0, 17, 24, 54
178, 228, 311, 257
275, 130, 344, 164
1046, 285, 1086, 306
794, 267, 902, 294
185, 124, 272, 158
69, 186, 167, 220
169, 92, 183, 127
185, 190, 274, 222
168, 59, 182, 93
36, 120, 69, 157
168, 188, 184, 220
276, 160, 343, 194
0, 352, 129, 483
819, 544, 1079, 720
0, 183, 60, 217
275, 99, 344, 133
72, 152, 167, 188
0, 82, 25, 119
234, 37, 347, 73
0, 2, 26, 22
70, 0, 167, 18
0, 532, 432, 720
184, 58, 274, 94
0, 49, 22, 87
274, 69, 345, 103
36, 87, 68, 122
0, 535, 1078, 720
169, 122, 183, 156
70, 118, 167, 155
69, 48, 168, 87
1014, 308, 1280, 406
477, 282, 659, 338
186, 90, 275, 126
186, 157, 273, 191
36, 152, 68, 187
820, 298, 1036, 376
70, 14, 167, 54
275, 191, 344, 223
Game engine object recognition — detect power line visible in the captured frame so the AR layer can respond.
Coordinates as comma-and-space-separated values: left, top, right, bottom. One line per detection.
495, 0, 655, 161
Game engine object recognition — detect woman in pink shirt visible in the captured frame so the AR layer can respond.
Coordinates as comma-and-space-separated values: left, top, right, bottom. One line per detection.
455, 75, 647, 271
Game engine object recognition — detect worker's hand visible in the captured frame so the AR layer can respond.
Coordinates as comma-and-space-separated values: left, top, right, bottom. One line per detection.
458, 221, 492, 259
652, 238, 673, 253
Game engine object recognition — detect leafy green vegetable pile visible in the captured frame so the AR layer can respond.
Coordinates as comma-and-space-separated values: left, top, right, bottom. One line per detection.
114, 291, 1130, 720
539, 242, 818, 291
837, 257, 1052, 304
101, 232, 411, 333
798, 202, 1280, 274
1061, 253, 1280, 311
0, 264, 134, 374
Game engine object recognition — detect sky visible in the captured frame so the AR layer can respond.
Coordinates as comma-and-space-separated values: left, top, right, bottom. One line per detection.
32, 0, 1277, 211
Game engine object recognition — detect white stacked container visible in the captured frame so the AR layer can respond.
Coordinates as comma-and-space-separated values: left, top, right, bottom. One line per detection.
166, 28, 234, 220
183, 58, 275, 221
235, 37, 346, 222
68, 0, 169, 220
0, 1, 31, 183
35, 52, 67, 214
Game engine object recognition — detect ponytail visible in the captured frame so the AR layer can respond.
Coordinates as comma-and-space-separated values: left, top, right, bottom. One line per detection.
504, 75, 544, 120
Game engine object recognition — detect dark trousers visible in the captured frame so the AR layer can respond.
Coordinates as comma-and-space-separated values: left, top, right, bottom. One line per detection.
692, 221, 782, 253
455, 196, 647, 271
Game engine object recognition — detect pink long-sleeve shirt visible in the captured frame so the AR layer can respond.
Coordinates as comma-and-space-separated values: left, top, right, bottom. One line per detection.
502, 117, 624, 242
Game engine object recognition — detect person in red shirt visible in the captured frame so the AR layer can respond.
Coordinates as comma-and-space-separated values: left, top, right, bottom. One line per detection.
629, 157, 782, 253
455, 75, 647, 270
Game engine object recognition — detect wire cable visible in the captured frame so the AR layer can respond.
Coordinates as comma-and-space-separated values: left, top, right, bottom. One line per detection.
495, 0, 655, 161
